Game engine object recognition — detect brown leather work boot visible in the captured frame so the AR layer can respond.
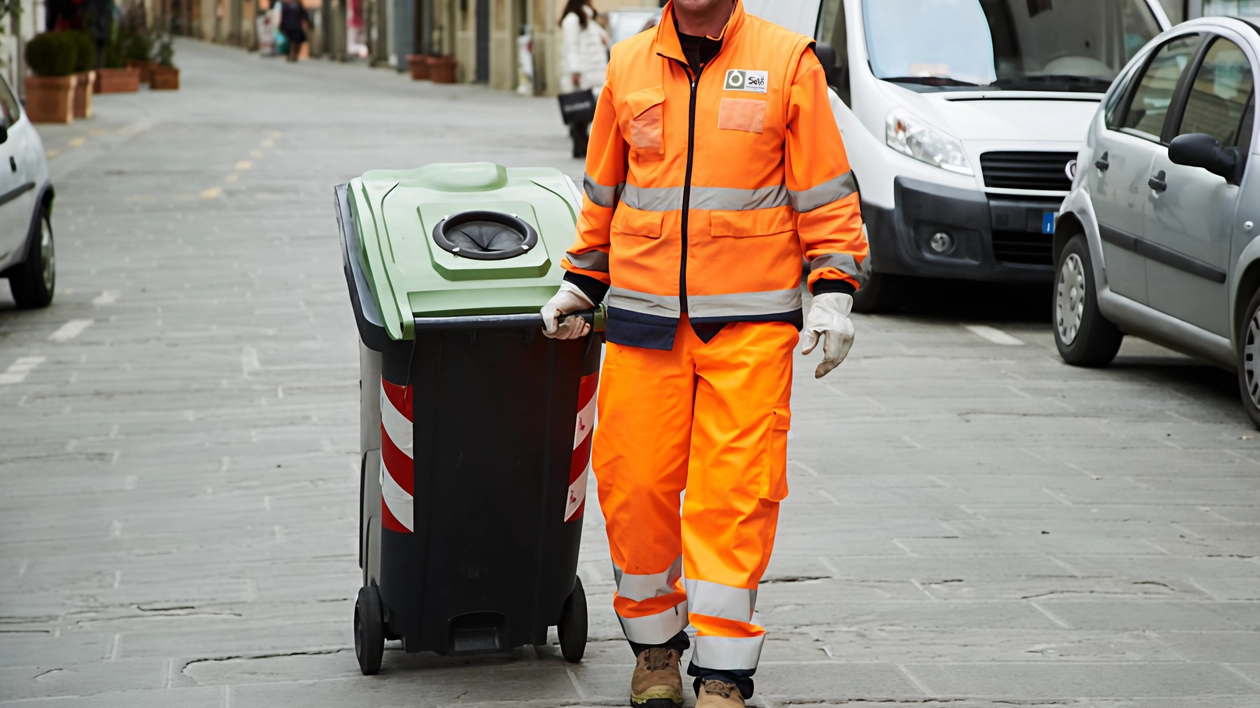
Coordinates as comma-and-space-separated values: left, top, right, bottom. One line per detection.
696, 679, 745, 708
630, 647, 683, 707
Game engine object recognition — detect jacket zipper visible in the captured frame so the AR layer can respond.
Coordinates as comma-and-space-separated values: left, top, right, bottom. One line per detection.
674, 60, 701, 315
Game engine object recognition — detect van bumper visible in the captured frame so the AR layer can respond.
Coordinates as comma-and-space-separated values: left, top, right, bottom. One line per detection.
863, 176, 1062, 285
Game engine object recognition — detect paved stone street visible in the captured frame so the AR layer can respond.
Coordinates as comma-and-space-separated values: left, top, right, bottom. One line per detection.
2, 39, 1260, 708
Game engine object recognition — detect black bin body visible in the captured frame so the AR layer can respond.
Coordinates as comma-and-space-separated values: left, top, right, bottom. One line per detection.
377, 330, 600, 655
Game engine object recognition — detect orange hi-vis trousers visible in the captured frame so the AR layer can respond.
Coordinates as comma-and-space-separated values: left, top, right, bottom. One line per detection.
594, 317, 796, 678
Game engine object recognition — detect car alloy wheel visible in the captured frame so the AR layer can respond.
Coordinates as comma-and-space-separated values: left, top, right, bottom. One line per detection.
1056, 253, 1086, 345
1244, 309, 1260, 409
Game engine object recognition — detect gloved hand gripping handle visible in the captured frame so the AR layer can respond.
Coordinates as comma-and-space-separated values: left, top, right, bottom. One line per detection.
413, 307, 605, 332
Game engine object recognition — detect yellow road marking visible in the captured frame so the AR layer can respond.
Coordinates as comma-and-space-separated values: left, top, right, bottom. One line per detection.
235, 161, 252, 170
201, 187, 222, 199
267, 131, 282, 138
68, 137, 86, 148
224, 173, 239, 183
249, 150, 263, 158
46, 149, 59, 158
89, 128, 107, 136
260, 139, 274, 147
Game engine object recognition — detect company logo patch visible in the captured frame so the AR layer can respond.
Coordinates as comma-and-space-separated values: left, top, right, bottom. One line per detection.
725, 69, 768, 94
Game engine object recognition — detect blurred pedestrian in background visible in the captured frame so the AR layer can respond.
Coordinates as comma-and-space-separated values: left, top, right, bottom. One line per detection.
279, 0, 311, 62
559, 0, 609, 158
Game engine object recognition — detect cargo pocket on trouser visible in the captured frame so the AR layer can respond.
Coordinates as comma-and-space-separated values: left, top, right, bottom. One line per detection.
758, 409, 790, 502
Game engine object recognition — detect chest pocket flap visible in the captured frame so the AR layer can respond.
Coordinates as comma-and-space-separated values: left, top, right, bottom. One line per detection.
625, 86, 666, 155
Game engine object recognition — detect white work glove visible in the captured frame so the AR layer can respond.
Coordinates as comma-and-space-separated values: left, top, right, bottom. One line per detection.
801, 292, 855, 379
541, 281, 595, 340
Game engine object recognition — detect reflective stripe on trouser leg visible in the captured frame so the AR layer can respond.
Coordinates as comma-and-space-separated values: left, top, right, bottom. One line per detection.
618, 599, 690, 646
685, 578, 756, 623
692, 634, 765, 672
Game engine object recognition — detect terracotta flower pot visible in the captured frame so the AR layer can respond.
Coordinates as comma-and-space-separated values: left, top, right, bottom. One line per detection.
24, 75, 75, 124
406, 54, 430, 81
427, 55, 457, 84
96, 67, 141, 93
150, 66, 180, 90
127, 59, 155, 84
73, 71, 94, 119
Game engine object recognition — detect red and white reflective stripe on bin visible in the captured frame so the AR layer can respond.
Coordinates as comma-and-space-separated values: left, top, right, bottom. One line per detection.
567, 372, 599, 522
380, 379, 414, 534
380, 371, 598, 531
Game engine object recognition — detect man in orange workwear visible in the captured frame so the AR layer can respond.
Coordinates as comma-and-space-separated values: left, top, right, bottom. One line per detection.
541, 0, 867, 706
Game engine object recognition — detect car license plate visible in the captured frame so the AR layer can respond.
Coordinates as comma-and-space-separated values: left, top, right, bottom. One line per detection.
1042, 212, 1056, 235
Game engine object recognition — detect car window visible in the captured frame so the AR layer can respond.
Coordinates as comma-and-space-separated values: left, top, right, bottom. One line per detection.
816, 0, 849, 103
0, 76, 20, 128
1105, 60, 1142, 129
1120, 34, 1201, 140
1177, 37, 1255, 149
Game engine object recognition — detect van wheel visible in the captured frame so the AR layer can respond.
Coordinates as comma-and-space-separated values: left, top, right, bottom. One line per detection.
1054, 234, 1121, 367
851, 271, 899, 314
9, 209, 55, 309
1236, 288, 1260, 430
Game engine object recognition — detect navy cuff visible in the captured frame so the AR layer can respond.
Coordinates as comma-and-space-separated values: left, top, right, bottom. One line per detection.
811, 278, 857, 296
563, 271, 610, 305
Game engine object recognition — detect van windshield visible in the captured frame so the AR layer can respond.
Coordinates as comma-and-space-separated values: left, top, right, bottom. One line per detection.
861, 0, 1162, 92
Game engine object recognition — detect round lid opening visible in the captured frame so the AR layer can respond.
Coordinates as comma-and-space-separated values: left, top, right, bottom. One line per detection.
433, 211, 539, 261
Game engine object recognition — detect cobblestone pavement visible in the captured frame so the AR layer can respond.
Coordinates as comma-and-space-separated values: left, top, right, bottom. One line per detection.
1, 39, 1259, 708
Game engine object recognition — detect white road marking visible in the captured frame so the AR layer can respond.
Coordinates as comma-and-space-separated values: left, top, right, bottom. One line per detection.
49, 320, 94, 342
0, 356, 46, 385
964, 325, 1025, 346
92, 291, 119, 306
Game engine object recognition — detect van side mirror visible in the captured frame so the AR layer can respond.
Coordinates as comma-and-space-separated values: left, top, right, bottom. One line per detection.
815, 42, 850, 104
1169, 133, 1243, 185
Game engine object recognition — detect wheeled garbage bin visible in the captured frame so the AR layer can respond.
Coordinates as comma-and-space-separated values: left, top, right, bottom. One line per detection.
335, 163, 603, 675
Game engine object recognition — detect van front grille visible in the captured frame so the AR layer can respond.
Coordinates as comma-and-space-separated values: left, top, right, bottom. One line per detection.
980, 152, 1076, 192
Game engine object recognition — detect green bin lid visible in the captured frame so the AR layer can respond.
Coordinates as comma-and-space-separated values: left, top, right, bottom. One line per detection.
348, 163, 582, 341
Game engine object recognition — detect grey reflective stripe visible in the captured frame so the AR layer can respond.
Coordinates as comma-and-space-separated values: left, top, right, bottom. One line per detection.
622, 185, 684, 212
685, 578, 756, 623
608, 286, 682, 318
614, 556, 683, 603
691, 634, 765, 671
810, 253, 863, 278
617, 601, 689, 645
584, 174, 624, 209
688, 289, 802, 320
622, 185, 791, 212
566, 250, 609, 273
789, 171, 857, 212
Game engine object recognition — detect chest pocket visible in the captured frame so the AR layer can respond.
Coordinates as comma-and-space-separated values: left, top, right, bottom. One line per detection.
718, 98, 767, 134
625, 86, 666, 159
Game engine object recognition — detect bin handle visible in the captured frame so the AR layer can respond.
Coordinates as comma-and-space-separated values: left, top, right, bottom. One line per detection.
411, 306, 605, 333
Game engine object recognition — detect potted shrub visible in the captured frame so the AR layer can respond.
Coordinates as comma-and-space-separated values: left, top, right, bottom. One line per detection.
125, 34, 155, 83
66, 31, 96, 119
427, 55, 457, 84
150, 36, 178, 90
406, 54, 429, 81
96, 40, 141, 93
24, 33, 77, 124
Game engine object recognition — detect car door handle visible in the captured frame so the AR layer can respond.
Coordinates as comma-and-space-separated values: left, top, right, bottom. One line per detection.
1095, 152, 1110, 171
7, 156, 14, 172
1148, 170, 1168, 193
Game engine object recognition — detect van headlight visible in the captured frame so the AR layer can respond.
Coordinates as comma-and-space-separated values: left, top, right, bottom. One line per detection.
885, 108, 973, 176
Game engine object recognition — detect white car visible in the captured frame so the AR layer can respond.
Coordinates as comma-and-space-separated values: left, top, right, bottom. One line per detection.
0, 74, 55, 309
1054, 17, 1260, 426
744, 0, 1172, 311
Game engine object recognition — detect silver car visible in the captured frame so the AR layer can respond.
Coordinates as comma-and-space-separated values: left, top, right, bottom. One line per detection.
0, 74, 56, 309
1054, 16, 1260, 426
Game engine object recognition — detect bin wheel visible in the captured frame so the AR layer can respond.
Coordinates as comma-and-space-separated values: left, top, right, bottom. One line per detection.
558, 576, 587, 663
354, 585, 385, 675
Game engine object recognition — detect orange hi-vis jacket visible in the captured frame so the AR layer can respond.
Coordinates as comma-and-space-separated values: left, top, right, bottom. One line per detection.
561, 0, 868, 351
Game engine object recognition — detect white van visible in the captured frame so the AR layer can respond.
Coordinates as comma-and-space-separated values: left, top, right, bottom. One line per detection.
743, 0, 1172, 311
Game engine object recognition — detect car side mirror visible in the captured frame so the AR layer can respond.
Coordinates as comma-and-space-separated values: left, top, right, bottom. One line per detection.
0, 123, 7, 146
815, 42, 850, 103
1169, 133, 1243, 185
